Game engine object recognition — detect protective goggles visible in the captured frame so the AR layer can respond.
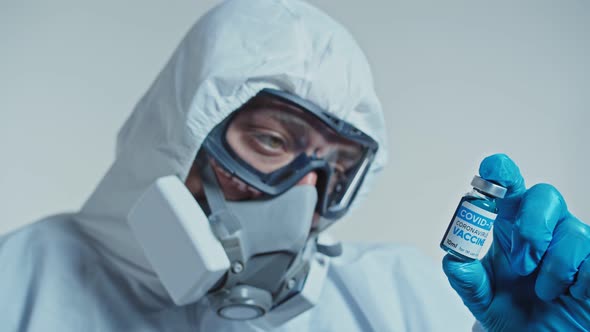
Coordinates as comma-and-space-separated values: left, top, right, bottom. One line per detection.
202, 89, 378, 220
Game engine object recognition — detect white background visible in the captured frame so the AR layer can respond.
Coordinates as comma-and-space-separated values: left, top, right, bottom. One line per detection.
1, 0, 589, 260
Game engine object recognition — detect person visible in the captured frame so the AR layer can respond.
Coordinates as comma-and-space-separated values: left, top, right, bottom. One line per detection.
1, 0, 589, 331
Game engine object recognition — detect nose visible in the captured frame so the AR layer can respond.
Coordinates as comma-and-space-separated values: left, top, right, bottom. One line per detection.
296, 171, 318, 186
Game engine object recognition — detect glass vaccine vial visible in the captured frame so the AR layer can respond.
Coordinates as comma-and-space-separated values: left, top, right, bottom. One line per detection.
440, 176, 507, 261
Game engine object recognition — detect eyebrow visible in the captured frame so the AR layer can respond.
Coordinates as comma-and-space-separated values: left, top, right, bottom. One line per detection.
267, 110, 312, 140
241, 96, 363, 158
267, 108, 363, 158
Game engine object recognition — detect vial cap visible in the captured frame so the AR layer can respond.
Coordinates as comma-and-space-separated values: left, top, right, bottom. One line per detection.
471, 176, 507, 198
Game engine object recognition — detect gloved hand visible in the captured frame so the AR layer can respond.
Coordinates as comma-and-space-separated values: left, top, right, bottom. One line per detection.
443, 154, 590, 331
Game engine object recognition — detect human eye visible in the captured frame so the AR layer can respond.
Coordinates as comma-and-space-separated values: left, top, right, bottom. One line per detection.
251, 132, 288, 154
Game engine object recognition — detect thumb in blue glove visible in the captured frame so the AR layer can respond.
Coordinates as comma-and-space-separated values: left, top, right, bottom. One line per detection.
443, 257, 491, 321
443, 248, 532, 330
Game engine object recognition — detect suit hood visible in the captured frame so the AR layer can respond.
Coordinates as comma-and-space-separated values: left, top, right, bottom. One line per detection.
75, 0, 388, 306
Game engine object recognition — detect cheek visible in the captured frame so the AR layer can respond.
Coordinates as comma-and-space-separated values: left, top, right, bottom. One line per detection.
184, 167, 204, 198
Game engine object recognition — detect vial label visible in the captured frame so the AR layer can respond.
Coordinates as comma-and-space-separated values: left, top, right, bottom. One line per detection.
442, 201, 496, 260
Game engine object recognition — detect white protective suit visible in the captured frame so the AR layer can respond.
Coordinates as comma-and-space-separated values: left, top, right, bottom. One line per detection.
0, 0, 474, 331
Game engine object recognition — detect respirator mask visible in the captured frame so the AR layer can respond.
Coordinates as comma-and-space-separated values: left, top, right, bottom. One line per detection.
128, 89, 378, 327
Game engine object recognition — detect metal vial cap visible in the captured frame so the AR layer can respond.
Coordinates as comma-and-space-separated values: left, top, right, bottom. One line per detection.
471, 176, 507, 198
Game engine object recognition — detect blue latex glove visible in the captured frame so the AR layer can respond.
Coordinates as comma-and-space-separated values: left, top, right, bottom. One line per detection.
443, 154, 590, 331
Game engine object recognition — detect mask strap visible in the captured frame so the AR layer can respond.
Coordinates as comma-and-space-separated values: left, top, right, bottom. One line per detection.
201, 161, 241, 237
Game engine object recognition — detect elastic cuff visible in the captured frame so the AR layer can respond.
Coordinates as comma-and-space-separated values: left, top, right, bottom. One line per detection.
472, 321, 486, 332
